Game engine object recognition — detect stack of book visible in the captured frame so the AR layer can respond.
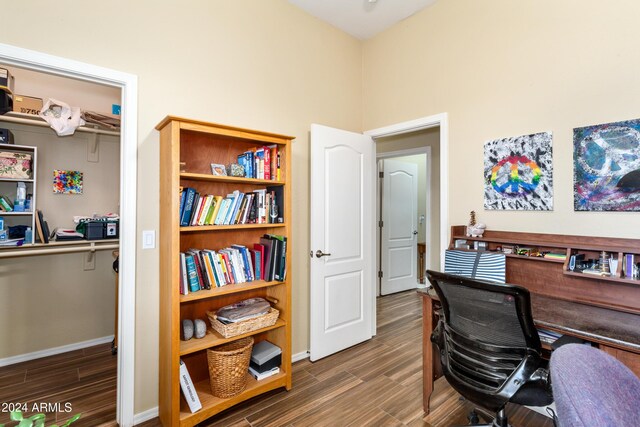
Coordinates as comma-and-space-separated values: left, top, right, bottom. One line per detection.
179, 186, 283, 227
237, 145, 281, 181
179, 234, 287, 294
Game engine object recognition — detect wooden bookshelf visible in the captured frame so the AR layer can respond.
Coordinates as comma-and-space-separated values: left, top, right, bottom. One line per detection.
157, 116, 293, 427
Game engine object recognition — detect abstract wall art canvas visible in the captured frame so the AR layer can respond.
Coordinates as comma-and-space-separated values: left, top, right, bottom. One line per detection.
574, 119, 640, 211
484, 132, 553, 210
53, 170, 83, 194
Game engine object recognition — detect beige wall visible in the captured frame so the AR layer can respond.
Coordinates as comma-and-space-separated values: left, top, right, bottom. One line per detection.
1, 0, 362, 414
364, 0, 640, 237
376, 129, 441, 269
5, 0, 640, 417
0, 119, 120, 358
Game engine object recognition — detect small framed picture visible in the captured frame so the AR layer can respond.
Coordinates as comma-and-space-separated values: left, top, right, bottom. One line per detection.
502, 245, 514, 254
210, 163, 227, 176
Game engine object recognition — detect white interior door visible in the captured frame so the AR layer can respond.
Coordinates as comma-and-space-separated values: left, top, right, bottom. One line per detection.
310, 124, 375, 361
381, 159, 418, 295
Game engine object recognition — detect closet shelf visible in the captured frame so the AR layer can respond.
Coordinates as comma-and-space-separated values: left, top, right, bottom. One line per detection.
0, 239, 119, 258
0, 112, 120, 136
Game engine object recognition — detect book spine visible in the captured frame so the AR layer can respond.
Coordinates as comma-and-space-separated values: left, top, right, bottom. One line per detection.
269, 145, 277, 181
179, 359, 202, 413
190, 194, 203, 226
185, 255, 200, 292
179, 253, 187, 295
179, 188, 186, 221
263, 146, 271, 180
626, 254, 635, 278
180, 188, 196, 226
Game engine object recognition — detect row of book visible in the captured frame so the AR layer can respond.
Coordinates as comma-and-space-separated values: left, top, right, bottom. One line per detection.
237, 145, 281, 181
179, 234, 287, 294
179, 186, 283, 227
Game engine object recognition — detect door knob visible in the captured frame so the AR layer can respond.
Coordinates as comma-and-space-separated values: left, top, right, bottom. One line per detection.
413, 230, 418, 235
315, 250, 332, 258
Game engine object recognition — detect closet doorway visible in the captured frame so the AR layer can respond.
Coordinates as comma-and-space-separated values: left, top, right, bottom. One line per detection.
0, 43, 137, 427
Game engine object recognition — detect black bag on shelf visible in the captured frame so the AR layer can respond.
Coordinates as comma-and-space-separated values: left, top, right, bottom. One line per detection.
0, 89, 12, 115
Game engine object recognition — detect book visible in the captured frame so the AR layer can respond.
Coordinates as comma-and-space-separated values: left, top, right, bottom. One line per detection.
35, 209, 47, 243
263, 145, 271, 180
248, 365, 280, 381
269, 145, 278, 181
185, 255, 200, 293
197, 195, 213, 226
625, 254, 635, 278
190, 194, 203, 226
178, 188, 186, 220
179, 359, 202, 413
187, 250, 205, 290
179, 253, 188, 295
214, 197, 231, 225
244, 151, 255, 178
252, 249, 262, 281
255, 148, 264, 179
205, 196, 222, 225
260, 237, 275, 281
180, 188, 197, 226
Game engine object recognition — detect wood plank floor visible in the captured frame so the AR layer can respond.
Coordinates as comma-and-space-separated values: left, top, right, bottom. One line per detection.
141, 290, 552, 427
0, 291, 553, 426
0, 342, 117, 426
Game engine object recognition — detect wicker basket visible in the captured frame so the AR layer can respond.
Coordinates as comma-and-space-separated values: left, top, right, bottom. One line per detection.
207, 307, 279, 339
207, 336, 254, 398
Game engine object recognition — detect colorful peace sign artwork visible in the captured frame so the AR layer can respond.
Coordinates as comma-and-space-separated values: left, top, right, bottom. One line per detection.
490, 155, 542, 195
484, 132, 553, 210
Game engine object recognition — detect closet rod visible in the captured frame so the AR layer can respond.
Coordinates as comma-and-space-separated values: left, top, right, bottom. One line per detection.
0, 114, 120, 137
0, 243, 119, 258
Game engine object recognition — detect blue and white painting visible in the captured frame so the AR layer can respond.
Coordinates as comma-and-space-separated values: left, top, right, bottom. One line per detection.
574, 119, 640, 211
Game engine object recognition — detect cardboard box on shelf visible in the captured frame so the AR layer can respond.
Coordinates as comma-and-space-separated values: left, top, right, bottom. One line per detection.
13, 95, 43, 116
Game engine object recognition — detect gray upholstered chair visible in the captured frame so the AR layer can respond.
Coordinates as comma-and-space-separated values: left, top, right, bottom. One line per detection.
551, 343, 640, 426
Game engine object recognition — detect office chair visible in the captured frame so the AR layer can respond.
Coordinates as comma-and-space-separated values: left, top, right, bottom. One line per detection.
427, 270, 553, 427
551, 343, 640, 426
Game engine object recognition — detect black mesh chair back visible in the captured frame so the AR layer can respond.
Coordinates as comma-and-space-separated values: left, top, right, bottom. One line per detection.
427, 270, 551, 424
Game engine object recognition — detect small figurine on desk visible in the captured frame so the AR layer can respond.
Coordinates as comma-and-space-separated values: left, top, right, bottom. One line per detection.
466, 210, 486, 237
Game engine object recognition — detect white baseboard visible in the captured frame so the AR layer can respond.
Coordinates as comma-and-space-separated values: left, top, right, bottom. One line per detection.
133, 407, 159, 425
292, 350, 309, 363
0, 335, 114, 367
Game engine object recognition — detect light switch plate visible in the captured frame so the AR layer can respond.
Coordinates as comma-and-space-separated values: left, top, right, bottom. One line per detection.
142, 230, 156, 249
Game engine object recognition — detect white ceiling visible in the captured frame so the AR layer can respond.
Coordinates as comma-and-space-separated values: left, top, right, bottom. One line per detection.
288, 0, 437, 40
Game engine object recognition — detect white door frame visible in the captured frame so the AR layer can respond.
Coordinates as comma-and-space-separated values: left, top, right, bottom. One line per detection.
0, 43, 138, 427
377, 147, 431, 295
365, 113, 448, 334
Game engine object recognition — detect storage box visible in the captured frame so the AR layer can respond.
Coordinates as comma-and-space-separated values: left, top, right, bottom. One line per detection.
0, 151, 32, 179
250, 340, 282, 373
84, 220, 119, 240
13, 95, 43, 116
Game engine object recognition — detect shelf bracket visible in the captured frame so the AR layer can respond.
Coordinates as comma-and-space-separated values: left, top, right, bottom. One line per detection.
87, 133, 99, 163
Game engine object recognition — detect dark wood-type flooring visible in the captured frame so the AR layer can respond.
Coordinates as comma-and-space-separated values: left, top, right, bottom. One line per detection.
0, 342, 116, 426
0, 291, 553, 426
143, 290, 552, 427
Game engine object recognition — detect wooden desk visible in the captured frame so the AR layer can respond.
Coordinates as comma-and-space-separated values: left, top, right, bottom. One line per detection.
418, 287, 640, 414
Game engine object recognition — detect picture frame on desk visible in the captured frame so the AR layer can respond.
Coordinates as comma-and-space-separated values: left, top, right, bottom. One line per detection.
502, 245, 514, 254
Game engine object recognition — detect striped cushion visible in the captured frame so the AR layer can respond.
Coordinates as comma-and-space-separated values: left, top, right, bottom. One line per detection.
444, 250, 506, 283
